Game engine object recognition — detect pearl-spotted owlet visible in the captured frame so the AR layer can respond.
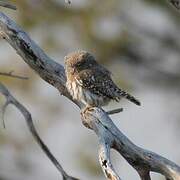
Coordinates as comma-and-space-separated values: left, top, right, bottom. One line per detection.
65, 51, 141, 107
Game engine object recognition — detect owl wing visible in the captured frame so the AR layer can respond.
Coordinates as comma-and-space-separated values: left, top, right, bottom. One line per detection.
75, 68, 118, 100
75, 68, 141, 106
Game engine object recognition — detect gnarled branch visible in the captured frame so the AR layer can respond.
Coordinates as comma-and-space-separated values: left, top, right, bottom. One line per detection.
0, 7, 179, 180
81, 107, 180, 180
0, 82, 78, 180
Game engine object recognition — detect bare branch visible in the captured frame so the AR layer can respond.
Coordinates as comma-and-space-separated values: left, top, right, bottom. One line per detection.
0, 71, 28, 80
0, 83, 79, 180
0, 1, 16, 10
81, 107, 180, 180
99, 141, 121, 180
0, 99, 9, 128
0, 12, 81, 107
0, 82, 79, 180
107, 108, 123, 115
0, 10, 179, 180
138, 170, 151, 180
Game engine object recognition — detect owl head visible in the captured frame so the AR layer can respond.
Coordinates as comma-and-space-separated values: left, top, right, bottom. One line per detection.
64, 50, 97, 73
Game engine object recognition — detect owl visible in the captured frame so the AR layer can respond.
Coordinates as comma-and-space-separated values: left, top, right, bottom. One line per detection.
65, 51, 141, 107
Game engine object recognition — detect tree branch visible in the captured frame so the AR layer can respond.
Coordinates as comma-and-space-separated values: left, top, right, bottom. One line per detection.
99, 141, 121, 180
0, 71, 28, 80
0, 82, 78, 180
81, 107, 180, 180
0, 11, 81, 107
107, 108, 123, 115
0, 1, 16, 10
0, 8, 179, 180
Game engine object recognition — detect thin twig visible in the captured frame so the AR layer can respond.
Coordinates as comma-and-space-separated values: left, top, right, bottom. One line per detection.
0, 82, 79, 180
107, 108, 123, 115
0, 71, 28, 80
0, 99, 10, 128
0, 1, 16, 10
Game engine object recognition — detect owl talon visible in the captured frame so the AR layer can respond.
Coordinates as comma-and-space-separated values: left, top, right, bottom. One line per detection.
80, 106, 96, 129
81, 105, 95, 114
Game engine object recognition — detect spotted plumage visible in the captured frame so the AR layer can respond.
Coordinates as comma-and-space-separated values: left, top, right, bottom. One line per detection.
65, 51, 141, 107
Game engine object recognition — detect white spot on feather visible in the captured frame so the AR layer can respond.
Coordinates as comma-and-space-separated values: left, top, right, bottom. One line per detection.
91, 76, 95, 81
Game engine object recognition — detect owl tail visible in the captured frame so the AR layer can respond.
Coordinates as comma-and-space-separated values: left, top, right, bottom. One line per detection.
117, 90, 141, 106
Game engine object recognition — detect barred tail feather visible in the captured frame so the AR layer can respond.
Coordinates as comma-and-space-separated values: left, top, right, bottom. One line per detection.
117, 90, 141, 106
125, 93, 141, 106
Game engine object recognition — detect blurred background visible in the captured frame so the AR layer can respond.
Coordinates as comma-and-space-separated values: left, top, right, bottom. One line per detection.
0, 0, 180, 179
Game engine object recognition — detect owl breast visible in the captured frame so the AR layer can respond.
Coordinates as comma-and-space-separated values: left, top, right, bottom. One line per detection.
66, 80, 110, 107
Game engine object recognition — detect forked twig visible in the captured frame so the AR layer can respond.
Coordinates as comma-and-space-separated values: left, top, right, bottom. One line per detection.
107, 108, 123, 115
0, 82, 79, 180
81, 107, 180, 180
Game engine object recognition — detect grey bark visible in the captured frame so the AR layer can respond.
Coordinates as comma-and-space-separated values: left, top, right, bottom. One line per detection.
0, 83, 78, 180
